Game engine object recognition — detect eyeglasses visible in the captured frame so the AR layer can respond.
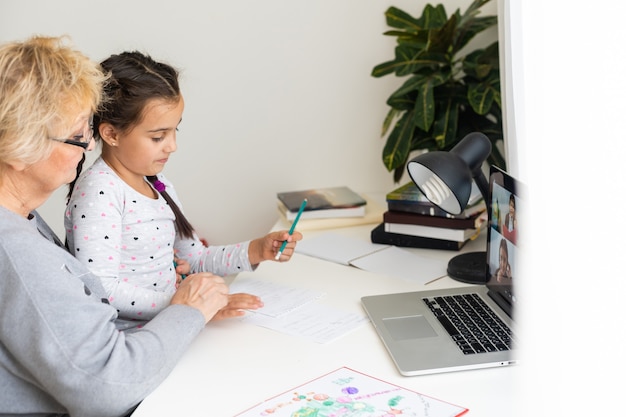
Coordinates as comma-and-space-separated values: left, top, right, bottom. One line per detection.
50, 117, 94, 150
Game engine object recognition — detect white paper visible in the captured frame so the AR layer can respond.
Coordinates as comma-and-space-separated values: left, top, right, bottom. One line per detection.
295, 232, 446, 285
350, 246, 447, 285
295, 232, 389, 265
230, 276, 367, 343
240, 302, 369, 344
229, 276, 324, 318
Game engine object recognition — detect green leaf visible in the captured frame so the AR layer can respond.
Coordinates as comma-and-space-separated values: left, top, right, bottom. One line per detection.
467, 82, 495, 115
432, 99, 459, 148
411, 129, 437, 151
463, 43, 499, 80
393, 44, 445, 76
415, 4, 448, 30
392, 74, 425, 97
458, 0, 491, 27
427, 13, 458, 55
390, 70, 448, 98
381, 108, 402, 137
387, 91, 416, 111
383, 111, 414, 172
455, 15, 497, 52
413, 81, 434, 131
409, 71, 448, 131
384, 7, 423, 32
371, 59, 399, 78
383, 30, 428, 48
466, 67, 500, 115
490, 77, 502, 108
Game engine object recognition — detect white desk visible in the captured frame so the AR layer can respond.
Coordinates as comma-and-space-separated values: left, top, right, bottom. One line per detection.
133, 222, 518, 416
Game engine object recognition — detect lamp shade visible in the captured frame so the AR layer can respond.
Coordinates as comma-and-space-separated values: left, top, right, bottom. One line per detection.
406, 132, 491, 215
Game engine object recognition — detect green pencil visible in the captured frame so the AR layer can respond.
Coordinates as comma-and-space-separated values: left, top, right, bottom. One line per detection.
275, 198, 307, 260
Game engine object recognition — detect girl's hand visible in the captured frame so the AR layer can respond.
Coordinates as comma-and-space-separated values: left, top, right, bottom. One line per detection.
174, 257, 191, 287
210, 293, 264, 321
249, 230, 303, 265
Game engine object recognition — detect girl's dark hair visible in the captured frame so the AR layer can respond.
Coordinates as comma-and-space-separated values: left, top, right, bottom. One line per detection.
67, 51, 195, 239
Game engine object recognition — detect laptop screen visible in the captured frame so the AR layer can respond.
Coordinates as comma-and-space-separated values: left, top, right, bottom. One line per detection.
485, 166, 524, 317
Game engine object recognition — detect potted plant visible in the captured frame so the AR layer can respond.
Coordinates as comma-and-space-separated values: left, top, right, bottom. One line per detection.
372, 0, 505, 182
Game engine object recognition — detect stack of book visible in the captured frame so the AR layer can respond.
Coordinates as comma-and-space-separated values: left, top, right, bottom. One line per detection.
277, 186, 367, 220
371, 182, 487, 251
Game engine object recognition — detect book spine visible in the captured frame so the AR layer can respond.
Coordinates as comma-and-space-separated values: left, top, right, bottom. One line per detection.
383, 211, 477, 229
370, 224, 464, 251
386, 200, 451, 217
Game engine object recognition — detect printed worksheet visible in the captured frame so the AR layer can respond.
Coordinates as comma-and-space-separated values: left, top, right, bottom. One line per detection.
235, 367, 468, 417
240, 301, 369, 344
230, 276, 368, 343
230, 276, 325, 317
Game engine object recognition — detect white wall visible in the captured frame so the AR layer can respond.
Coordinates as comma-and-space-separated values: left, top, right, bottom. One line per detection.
515, 1, 626, 416
0, 0, 497, 244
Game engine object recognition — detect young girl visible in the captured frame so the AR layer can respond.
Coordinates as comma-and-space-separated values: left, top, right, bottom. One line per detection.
65, 51, 302, 329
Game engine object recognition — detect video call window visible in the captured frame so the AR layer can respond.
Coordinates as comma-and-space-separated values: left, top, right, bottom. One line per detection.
488, 182, 519, 284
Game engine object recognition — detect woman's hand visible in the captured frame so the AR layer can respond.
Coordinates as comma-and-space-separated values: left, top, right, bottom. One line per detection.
170, 272, 229, 323
248, 230, 303, 265
210, 293, 263, 321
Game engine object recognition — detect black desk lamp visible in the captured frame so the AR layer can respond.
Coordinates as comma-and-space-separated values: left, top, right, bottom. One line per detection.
406, 132, 491, 284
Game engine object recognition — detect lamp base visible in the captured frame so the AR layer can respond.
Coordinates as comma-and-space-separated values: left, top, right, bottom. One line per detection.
446, 251, 487, 284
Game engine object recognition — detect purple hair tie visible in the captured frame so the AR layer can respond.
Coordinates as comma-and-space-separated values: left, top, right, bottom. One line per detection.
153, 180, 166, 192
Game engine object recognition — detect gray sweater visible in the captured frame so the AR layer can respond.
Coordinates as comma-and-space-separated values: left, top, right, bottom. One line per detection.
0, 207, 205, 416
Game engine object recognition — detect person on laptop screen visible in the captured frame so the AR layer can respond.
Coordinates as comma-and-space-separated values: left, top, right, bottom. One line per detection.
502, 194, 517, 244
494, 238, 513, 283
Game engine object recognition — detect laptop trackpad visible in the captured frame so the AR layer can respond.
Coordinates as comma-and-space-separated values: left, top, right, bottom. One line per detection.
383, 315, 437, 341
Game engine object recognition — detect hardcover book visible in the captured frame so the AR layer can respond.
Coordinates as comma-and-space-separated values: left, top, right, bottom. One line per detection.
384, 221, 484, 242
277, 200, 365, 221
371, 223, 467, 251
383, 209, 487, 230
277, 186, 367, 220
386, 182, 485, 218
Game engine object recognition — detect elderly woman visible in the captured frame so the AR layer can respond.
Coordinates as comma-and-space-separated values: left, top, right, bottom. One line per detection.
0, 36, 244, 417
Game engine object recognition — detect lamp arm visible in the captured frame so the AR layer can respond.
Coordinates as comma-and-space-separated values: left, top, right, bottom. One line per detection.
451, 132, 491, 204
472, 169, 490, 204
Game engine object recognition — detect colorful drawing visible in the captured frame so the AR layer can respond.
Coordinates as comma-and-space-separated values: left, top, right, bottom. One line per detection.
235, 367, 467, 417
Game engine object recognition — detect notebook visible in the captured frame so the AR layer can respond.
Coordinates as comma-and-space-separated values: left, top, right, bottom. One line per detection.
361, 165, 523, 376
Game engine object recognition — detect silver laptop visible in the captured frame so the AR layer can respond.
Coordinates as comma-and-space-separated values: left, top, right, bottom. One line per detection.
361, 166, 522, 376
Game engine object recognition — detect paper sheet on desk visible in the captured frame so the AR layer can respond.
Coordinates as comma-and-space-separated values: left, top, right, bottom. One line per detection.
295, 232, 388, 265
241, 302, 369, 344
230, 276, 368, 344
295, 232, 447, 284
229, 276, 324, 317
350, 246, 447, 285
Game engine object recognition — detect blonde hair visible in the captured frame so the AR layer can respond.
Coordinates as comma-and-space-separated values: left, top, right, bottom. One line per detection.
0, 35, 106, 172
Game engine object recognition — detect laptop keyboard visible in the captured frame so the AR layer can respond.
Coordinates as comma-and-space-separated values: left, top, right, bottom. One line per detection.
423, 293, 514, 355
